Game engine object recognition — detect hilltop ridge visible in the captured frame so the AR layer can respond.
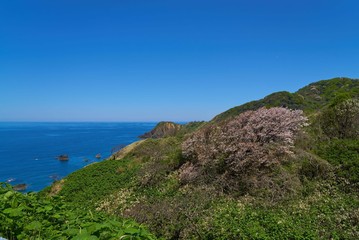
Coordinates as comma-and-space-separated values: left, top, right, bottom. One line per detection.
212, 77, 359, 123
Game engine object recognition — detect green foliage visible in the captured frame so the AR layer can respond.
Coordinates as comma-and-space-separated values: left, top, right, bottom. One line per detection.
201, 200, 316, 239
212, 77, 359, 123
297, 154, 330, 181
316, 139, 359, 183
123, 185, 218, 239
59, 159, 140, 208
296, 77, 359, 111
177, 121, 207, 136
211, 91, 305, 123
319, 98, 359, 139
51, 123, 359, 239
123, 137, 184, 189
42, 77, 359, 239
328, 92, 352, 107
122, 177, 358, 240
200, 183, 359, 240
0, 183, 156, 240
128, 137, 182, 165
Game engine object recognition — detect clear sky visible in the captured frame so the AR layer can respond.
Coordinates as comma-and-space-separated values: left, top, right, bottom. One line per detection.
1, 0, 359, 122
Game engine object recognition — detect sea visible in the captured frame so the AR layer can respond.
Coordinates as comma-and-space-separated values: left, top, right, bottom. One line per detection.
0, 122, 157, 192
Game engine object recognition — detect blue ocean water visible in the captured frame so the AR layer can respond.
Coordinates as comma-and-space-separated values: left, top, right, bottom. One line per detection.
0, 122, 156, 192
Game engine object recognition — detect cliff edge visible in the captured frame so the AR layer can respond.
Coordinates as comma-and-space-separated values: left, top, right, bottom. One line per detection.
139, 121, 182, 139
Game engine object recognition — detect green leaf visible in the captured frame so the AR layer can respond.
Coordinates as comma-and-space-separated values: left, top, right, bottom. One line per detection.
44, 205, 53, 211
3, 207, 23, 217
72, 229, 99, 240
25, 221, 42, 231
124, 227, 140, 235
4, 190, 15, 199
64, 228, 79, 237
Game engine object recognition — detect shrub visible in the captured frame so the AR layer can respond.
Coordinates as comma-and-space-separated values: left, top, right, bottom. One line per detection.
316, 139, 359, 184
124, 185, 218, 239
296, 150, 331, 181
320, 98, 359, 139
132, 137, 184, 187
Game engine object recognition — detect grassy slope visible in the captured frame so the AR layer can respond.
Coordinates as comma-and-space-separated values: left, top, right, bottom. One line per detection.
50, 78, 359, 239
212, 77, 359, 123
54, 141, 359, 239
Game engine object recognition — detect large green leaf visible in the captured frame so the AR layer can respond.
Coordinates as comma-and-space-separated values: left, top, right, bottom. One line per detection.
25, 221, 42, 231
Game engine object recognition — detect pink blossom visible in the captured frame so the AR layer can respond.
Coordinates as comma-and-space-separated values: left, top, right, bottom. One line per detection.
181, 107, 308, 180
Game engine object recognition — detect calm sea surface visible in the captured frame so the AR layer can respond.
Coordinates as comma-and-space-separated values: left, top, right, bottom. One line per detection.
0, 122, 156, 192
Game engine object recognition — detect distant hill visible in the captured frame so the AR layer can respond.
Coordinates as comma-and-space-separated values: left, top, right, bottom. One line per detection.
212, 77, 359, 123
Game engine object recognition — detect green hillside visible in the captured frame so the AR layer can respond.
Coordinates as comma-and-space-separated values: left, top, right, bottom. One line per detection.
2, 77, 358, 239
212, 77, 359, 123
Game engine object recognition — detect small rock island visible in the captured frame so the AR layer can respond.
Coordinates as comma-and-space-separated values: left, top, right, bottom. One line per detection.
57, 155, 69, 161
13, 183, 27, 191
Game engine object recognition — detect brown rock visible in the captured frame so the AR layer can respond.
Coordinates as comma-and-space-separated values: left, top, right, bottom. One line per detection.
13, 183, 27, 191
57, 155, 69, 161
139, 121, 182, 139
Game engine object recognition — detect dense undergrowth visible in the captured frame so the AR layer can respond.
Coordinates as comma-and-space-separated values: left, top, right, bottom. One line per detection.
316, 139, 359, 184
50, 139, 359, 239
0, 183, 156, 240
58, 159, 140, 209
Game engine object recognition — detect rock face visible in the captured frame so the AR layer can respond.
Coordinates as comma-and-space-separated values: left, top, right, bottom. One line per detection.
139, 122, 182, 139
48, 179, 65, 197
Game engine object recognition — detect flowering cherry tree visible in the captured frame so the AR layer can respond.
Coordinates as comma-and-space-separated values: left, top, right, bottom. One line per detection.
180, 107, 308, 183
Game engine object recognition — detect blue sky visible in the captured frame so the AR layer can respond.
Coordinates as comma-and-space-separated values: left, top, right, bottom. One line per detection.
1, 0, 359, 122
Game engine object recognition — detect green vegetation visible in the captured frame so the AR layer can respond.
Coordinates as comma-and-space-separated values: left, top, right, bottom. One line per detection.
177, 121, 207, 136
316, 139, 359, 183
319, 98, 359, 139
314, 97, 359, 184
211, 91, 305, 123
0, 183, 156, 240
49, 150, 359, 239
199, 181, 359, 239
3, 77, 359, 239
297, 77, 359, 110
212, 77, 359, 123
58, 159, 140, 208
49, 78, 359, 239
